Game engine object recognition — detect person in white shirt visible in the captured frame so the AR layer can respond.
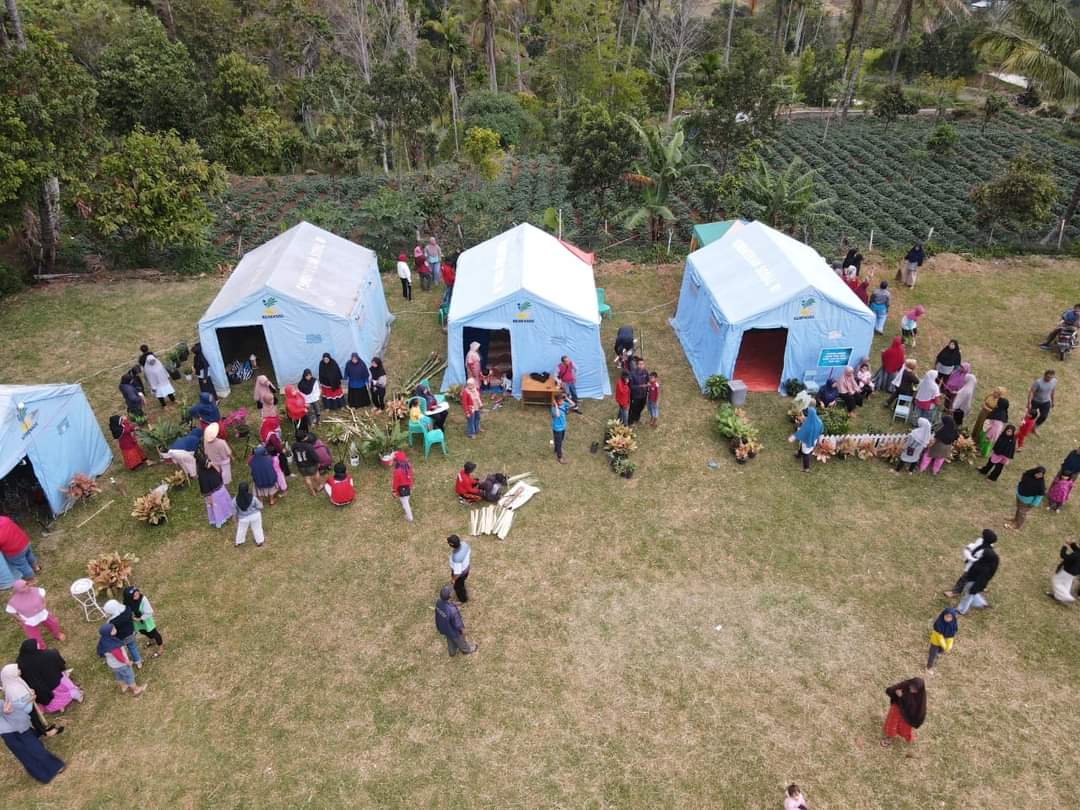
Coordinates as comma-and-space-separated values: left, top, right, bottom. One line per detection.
943, 529, 997, 597
783, 784, 809, 810
447, 534, 471, 603
396, 252, 412, 300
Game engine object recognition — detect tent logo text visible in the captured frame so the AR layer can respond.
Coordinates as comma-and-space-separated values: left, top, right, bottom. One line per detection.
261, 296, 284, 319
795, 297, 816, 320
16, 403, 38, 438
513, 300, 534, 323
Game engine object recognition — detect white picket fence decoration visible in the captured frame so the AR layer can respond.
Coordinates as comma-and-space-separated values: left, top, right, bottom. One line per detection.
817, 432, 911, 452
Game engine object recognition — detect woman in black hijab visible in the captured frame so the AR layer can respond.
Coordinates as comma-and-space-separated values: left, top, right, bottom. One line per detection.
978, 424, 1016, 481
119, 374, 145, 417
920, 413, 959, 475
882, 677, 926, 745
934, 340, 962, 379
191, 342, 215, 399
297, 369, 321, 426
15, 640, 82, 713
1006, 466, 1047, 530
318, 353, 345, 411
369, 357, 388, 410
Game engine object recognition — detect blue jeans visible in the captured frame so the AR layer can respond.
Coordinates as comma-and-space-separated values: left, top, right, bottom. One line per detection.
914, 405, 934, 423
466, 412, 480, 436
111, 664, 135, 685
870, 302, 888, 333
563, 382, 578, 404
553, 429, 565, 459
957, 585, 988, 615
617, 407, 628, 425
122, 633, 142, 666
428, 260, 441, 285
4, 546, 38, 578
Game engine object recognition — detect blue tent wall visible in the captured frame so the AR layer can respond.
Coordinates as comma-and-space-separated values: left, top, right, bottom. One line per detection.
444, 297, 611, 399
671, 264, 732, 387
0, 384, 112, 516
199, 291, 384, 395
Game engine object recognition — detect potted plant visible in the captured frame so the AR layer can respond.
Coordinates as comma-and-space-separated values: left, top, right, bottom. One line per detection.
783, 377, 807, 397
182, 366, 193, 382
132, 485, 171, 526
613, 456, 637, 479
86, 551, 139, 601
135, 418, 186, 453
703, 374, 731, 401
63, 473, 101, 502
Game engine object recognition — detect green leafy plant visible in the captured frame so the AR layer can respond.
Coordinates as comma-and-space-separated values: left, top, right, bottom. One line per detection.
136, 419, 186, 453
131, 487, 170, 525
783, 378, 807, 397
818, 406, 852, 435
703, 374, 731, 401
612, 456, 637, 477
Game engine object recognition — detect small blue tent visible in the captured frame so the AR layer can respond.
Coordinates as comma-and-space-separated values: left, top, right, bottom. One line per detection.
197, 222, 393, 397
0, 384, 112, 516
443, 223, 611, 399
671, 220, 874, 393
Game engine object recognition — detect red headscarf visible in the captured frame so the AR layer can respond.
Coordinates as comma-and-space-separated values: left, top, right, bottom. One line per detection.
881, 336, 906, 374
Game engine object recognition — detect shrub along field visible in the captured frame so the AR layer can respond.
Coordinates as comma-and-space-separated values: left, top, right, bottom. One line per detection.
0, 252, 1079, 808
769, 112, 1080, 252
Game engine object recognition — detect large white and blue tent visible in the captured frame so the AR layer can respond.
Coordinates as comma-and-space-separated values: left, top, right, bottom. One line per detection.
671, 220, 874, 393
0, 383, 112, 516
443, 223, 611, 399
197, 222, 393, 396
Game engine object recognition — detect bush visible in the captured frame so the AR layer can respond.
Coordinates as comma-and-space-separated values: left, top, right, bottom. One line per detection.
462, 91, 543, 149
926, 123, 958, 154
783, 377, 806, 397
703, 374, 731, 401
819, 405, 851, 435
0, 262, 26, 298
161, 245, 226, 276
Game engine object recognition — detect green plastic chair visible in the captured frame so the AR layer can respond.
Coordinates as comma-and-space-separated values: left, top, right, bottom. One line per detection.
406, 397, 430, 447
438, 303, 450, 326
423, 427, 447, 458
597, 288, 612, 319
419, 378, 447, 405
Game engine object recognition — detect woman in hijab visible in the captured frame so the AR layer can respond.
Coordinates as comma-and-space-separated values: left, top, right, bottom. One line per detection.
462, 378, 483, 438
912, 370, 940, 422
319, 353, 345, 411
123, 586, 164, 655
119, 374, 145, 418
882, 677, 927, 745
142, 353, 176, 408
919, 414, 958, 475
1006, 466, 1046, 530
979, 396, 1010, 456
872, 337, 906, 393
934, 340, 962, 380
369, 357, 388, 411
1049, 541, 1080, 604
97, 623, 145, 696
233, 481, 266, 546
816, 378, 838, 409
297, 369, 321, 425
188, 392, 221, 428
0, 677, 65, 783
3, 662, 62, 739
324, 463, 355, 506
415, 383, 449, 430
343, 353, 371, 408
391, 450, 414, 522
414, 244, 432, 291
252, 375, 277, 411
926, 609, 958, 674
396, 253, 412, 300
941, 361, 971, 411
196, 448, 235, 528
248, 445, 281, 506
103, 597, 143, 669
788, 406, 823, 473
203, 422, 233, 486
895, 417, 932, 473
465, 342, 483, 383
971, 386, 1005, 449
6, 580, 65, 649
978, 424, 1016, 482
165, 426, 203, 478
835, 366, 862, 412
109, 414, 149, 470
16, 640, 82, 714
191, 342, 215, 399
950, 372, 977, 425
900, 304, 926, 347
284, 384, 309, 434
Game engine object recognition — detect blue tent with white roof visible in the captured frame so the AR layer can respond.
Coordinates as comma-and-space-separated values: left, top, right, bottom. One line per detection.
671, 220, 874, 393
197, 222, 393, 396
0, 383, 112, 516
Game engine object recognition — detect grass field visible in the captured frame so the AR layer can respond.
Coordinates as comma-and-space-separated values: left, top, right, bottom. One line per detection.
0, 252, 1079, 808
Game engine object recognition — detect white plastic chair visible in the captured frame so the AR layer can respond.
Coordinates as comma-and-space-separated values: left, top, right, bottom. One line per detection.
893, 394, 913, 424
69, 578, 106, 622
802, 370, 820, 394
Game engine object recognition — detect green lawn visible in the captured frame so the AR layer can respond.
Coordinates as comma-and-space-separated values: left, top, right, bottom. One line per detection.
0, 252, 1079, 809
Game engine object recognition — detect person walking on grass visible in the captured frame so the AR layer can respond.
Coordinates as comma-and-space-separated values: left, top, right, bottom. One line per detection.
956, 540, 999, 615
291, 433, 323, 497
1047, 470, 1074, 513
0, 517, 41, 580
1005, 466, 1046, 531
233, 482, 266, 547
977, 424, 1016, 482
788, 406, 824, 473
123, 586, 164, 655
926, 608, 959, 675
434, 585, 477, 657
6, 581, 64, 650
96, 623, 145, 697
899, 305, 925, 347
391, 450, 414, 522
396, 253, 412, 300
615, 372, 630, 426
551, 392, 573, 464
944, 529, 997, 598
647, 371, 661, 428
869, 280, 891, 334
414, 244, 431, 291
1027, 370, 1057, 435
902, 243, 925, 287
1048, 541, 1080, 604
1015, 408, 1037, 451
447, 535, 471, 603
882, 677, 926, 746
557, 356, 582, 413
103, 598, 144, 670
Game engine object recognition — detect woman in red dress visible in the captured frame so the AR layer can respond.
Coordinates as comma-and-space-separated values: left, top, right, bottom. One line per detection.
109, 415, 150, 470
882, 677, 926, 745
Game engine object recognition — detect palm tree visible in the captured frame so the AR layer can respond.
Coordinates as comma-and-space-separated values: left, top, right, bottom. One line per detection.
424, 6, 468, 153
619, 115, 712, 242
737, 156, 833, 238
890, 0, 966, 77
976, 0, 1080, 241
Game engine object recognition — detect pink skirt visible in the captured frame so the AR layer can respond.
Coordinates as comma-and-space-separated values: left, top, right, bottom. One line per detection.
272, 455, 287, 492
40, 673, 82, 713
989, 453, 1011, 465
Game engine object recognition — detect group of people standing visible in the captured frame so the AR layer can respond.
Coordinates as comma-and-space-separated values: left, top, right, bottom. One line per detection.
613, 356, 660, 427
396, 237, 456, 306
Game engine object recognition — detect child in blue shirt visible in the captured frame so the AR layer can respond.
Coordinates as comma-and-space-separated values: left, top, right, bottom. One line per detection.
550, 393, 573, 463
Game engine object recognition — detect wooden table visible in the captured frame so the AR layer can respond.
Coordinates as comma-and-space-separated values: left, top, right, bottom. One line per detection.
520, 375, 560, 407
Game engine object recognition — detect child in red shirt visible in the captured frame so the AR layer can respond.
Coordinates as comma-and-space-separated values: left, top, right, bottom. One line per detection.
324, 463, 355, 506
647, 372, 661, 427
615, 372, 630, 425
455, 461, 481, 503
1016, 408, 1037, 450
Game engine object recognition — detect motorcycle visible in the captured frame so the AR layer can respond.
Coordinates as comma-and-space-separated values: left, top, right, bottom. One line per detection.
1056, 325, 1078, 361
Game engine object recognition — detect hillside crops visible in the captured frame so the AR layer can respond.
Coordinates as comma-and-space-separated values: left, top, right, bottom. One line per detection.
768, 112, 1080, 252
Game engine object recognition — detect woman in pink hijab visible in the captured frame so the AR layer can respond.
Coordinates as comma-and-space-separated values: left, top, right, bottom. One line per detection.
5, 580, 65, 650
836, 366, 862, 412
900, 305, 926, 347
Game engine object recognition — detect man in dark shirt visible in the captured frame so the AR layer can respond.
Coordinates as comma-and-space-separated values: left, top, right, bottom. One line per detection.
434, 585, 477, 656
627, 357, 649, 425
1040, 304, 1080, 348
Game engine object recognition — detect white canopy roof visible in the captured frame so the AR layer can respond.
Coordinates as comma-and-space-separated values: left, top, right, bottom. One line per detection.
687, 220, 869, 324
448, 223, 600, 324
201, 222, 377, 321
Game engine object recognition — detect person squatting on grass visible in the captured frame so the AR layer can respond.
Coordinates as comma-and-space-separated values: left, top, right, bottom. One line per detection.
325, 463, 356, 507
456, 462, 482, 504
784, 784, 809, 810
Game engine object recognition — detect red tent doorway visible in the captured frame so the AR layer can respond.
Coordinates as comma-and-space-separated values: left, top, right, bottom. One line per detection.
732, 328, 787, 392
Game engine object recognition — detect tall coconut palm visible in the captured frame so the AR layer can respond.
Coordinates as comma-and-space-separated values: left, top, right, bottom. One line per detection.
976, 0, 1080, 240
424, 6, 468, 153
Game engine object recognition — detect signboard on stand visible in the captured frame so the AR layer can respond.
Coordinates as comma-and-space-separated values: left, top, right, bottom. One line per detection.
818, 347, 853, 368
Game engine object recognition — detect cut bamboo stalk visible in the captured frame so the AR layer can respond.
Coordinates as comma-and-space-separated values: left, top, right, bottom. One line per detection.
496, 510, 514, 540
469, 509, 478, 536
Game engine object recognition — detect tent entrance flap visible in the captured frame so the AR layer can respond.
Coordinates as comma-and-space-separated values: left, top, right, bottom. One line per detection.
462, 327, 511, 378
0, 456, 51, 531
732, 328, 788, 392
215, 325, 275, 382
